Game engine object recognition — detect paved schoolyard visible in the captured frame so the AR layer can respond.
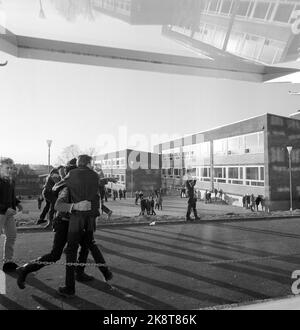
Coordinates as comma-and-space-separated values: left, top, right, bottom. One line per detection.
16, 196, 255, 227
1, 218, 300, 310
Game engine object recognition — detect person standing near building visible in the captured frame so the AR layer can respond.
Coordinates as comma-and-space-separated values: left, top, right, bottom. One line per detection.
118, 189, 123, 200
185, 170, 200, 221
155, 193, 163, 211
246, 194, 251, 209
0, 157, 23, 273
150, 196, 156, 216
250, 194, 254, 211
54, 155, 113, 297
135, 191, 139, 205
123, 188, 126, 199
98, 169, 117, 221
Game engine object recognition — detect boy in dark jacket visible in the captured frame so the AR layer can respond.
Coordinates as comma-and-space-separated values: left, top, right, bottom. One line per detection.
0, 158, 22, 273
16, 162, 94, 289
37, 168, 60, 228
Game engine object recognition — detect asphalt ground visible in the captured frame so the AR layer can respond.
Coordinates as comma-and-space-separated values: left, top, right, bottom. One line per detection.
1, 218, 300, 310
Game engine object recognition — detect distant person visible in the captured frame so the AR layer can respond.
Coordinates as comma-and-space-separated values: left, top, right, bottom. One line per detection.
185, 171, 200, 221
246, 194, 251, 209
37, 168, 61, 228
255, 195, 262, 211
139, 190, 144, 201
149, 196, 156, 216
113, 190, 117, 201
155, 193, 163, 211
98, 171, 117, 221
118, 189, 123, 200
135, 191, 139, 205
139, 196, 148, 216
37, 195, 44, 210
250, 194, 256, 212
219, 189, 223, 200
242, 195, 246, 208
214, 188, 218, 201
207, 191, 212, 203
123, 189, 126, 199
0, 157, 23, 273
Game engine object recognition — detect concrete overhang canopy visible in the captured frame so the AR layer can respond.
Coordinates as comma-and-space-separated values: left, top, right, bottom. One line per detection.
0, 26, 298, 82
0, 0, 299, 82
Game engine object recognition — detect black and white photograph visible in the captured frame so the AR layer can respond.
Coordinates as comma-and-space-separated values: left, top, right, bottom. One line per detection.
1, 0, 300, 316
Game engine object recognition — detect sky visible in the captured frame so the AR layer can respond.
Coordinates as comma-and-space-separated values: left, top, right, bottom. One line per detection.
1, 0, 300, 165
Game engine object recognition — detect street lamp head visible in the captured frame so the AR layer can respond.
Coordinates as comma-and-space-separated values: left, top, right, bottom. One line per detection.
287, 146, 293, 154
46, 140, 52, 148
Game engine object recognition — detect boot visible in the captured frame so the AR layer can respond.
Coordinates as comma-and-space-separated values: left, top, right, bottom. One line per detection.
58, 286, 75, 298
99, 265, 113, 281
16, 261, 44, 289
75, 267, 94, 282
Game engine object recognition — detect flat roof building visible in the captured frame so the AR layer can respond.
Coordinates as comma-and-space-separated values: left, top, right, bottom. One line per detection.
154, 113, 300, 211
94, 149, 162, 195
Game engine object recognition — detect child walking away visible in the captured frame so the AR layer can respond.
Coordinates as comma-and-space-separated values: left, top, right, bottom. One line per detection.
150, 196, 156, 216
155, 193, 163, 211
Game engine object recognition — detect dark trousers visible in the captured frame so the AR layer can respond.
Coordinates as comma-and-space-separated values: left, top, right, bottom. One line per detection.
39, 199, 56, 221
186, 199, 198, 219
24, 219, 89, 275
65, 214, 106, 289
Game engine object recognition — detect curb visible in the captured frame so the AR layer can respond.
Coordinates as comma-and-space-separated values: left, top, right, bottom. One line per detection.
16, 214, 300, 233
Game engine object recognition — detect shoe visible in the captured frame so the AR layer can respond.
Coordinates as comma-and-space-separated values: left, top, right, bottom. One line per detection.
16, 267, 27, 289
186, 218, 194, 222
36, 219, 47, 225
58, 286, 75, 298
76, 272, 94, 282
3, 262, 18, 273
107, 210, 113, 221
99, 266, 113, 281
195, 217, 201, 220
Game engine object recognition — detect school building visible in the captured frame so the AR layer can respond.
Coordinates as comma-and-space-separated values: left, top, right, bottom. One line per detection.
94, 149, 162, 196
153, 113, 300, 211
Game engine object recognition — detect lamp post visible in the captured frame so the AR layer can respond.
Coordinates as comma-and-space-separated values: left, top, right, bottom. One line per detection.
46, 140, 52, 174
130, 161, 134, 198
287, 146, 293, 212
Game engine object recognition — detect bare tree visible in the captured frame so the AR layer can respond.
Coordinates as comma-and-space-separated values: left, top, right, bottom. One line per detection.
56, 144, 98, 165
56, 144, 81, 165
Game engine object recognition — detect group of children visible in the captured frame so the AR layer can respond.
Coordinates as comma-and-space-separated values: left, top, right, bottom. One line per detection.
243, 194, 267, 212
138, 192, 163, 216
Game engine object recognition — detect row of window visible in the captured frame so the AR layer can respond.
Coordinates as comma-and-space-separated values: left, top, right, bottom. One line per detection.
187, 21, 285, 64
104, 173, 126, 183
204, 0, 300, 24
161, 131, 264, 164
162, 165, 265, 187
96, 157, 126, 169
214, 132, 264, 156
